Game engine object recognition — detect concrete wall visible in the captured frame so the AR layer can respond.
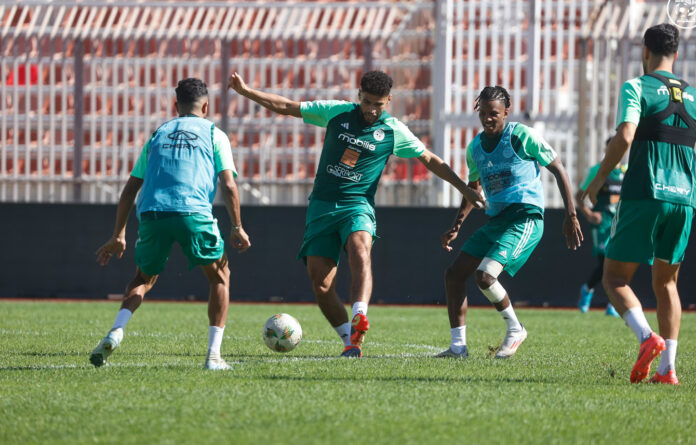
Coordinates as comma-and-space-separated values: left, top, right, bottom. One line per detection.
2, 203, 695, 309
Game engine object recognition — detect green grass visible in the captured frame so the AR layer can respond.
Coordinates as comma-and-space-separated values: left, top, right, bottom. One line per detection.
1, 301, 694, 445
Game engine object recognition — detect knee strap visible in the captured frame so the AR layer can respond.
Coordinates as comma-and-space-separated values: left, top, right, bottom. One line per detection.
479, 280, 506, 303
477, 257, 503, 279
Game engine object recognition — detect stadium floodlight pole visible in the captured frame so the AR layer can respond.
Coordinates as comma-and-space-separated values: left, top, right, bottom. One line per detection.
432, 0, 453, 207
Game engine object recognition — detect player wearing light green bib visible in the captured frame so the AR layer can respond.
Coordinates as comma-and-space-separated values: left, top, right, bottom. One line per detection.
583, 24, 696, 385
438, 86, 582, 360
229, 70, 484, 357
90, 78, 251, 371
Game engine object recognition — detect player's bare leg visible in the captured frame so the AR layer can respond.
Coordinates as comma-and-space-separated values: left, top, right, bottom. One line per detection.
307, 256, 345, 325
201, 255, 230, 328
344, 231, 373, 351
201, 255, 231, 370
90, 268, 157, 367
602, 259, 640, 315
436, 252, 481, 358
603, 258, 665, 383
650, 260, 681, 384
306, 256, 355, 355
119, 267, 158, 312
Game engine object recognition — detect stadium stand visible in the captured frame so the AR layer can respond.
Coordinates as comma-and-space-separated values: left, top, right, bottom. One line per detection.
1, 1, 694, 206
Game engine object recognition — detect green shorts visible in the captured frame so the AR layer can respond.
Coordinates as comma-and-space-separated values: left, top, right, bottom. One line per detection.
605, 199, 693, 265
462, 209, 543, 277
591, 225, 611, 257
297, 199, 377, 265
591, 210, 614, 256
135, 212, 225, 276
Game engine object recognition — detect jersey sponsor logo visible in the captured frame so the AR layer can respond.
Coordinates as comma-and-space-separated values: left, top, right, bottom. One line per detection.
684, 91, 695, 102
163, 130, 199, 149
484, 169, 513, 182
340, 148, 360, 167
657, 86, 670, 95
327, 164, 363, 182
655, 182, 690, 196
338, 132, 376, 151
373, 129, 385, 141
341, 122, 350, 130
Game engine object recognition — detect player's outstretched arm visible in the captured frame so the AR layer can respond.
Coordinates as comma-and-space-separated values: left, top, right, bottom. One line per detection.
417, 149, 485, 209
219, 169, 251, 253
96, 176, 143, 266
545, 158, 583, 250
227, 72, 302, 118
441, 180, 482, 252
581, 123, 635, 206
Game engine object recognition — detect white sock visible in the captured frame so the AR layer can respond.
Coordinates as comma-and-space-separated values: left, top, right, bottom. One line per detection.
622, 306, 653, 343
657, 339, 678, 375
450, 326, 466, 353
111, 309, 132, 331
208, 325, 225, 357
499, 305, 522, 332
352, 302, 368, 318
334, 322, 352, 347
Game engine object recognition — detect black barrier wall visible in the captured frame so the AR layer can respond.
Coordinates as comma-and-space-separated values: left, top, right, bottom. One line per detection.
2, 203, 695, 309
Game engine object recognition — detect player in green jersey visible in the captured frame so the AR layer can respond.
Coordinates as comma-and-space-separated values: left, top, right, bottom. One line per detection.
583, 24, 696, 385
229, 70, 484, 357
576, 137, 624, 317
438, 86, 583, 359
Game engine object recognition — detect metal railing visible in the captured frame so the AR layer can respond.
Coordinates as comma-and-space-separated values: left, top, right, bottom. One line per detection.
2, 1, 692, 207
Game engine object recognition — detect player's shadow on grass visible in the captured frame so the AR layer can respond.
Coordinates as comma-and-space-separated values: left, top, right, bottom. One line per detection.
253, 374, 568, 384
8, 351, 86, 357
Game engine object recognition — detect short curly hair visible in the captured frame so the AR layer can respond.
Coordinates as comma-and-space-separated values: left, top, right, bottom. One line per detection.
175, 78, 208, 104
643, 23, 679, 57
360, 71, 393, 97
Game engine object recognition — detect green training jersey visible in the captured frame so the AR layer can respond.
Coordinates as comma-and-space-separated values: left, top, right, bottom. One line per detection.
580, 163, 625, 218
300, 100, 425, 205
616, 71, 696, 207
580, 163, 625, 254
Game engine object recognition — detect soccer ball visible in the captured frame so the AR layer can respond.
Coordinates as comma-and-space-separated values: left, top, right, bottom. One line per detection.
262, 313, 302, 353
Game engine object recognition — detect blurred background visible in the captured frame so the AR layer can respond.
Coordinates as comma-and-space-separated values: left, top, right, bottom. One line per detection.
2, 0, 695, 306
4, 0, 695, 207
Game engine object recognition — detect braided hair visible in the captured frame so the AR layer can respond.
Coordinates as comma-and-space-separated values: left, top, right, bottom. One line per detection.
475, 86, 511, 111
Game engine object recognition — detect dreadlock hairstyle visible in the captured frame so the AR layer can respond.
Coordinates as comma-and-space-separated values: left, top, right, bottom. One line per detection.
475, 86, 511, 111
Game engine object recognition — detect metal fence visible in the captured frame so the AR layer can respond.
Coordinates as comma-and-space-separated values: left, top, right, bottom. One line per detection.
2, 1, 693, 207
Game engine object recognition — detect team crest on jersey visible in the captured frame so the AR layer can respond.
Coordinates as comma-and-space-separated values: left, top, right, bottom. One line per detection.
373, 129, 385, 141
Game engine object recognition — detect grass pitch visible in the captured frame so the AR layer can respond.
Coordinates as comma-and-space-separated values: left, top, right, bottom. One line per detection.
1, 301, 694, 444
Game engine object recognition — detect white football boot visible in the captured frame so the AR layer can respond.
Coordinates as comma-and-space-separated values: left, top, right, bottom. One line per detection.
204, 354, 232, 370
495, 326, 527, 358
89, 328, 122, 367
